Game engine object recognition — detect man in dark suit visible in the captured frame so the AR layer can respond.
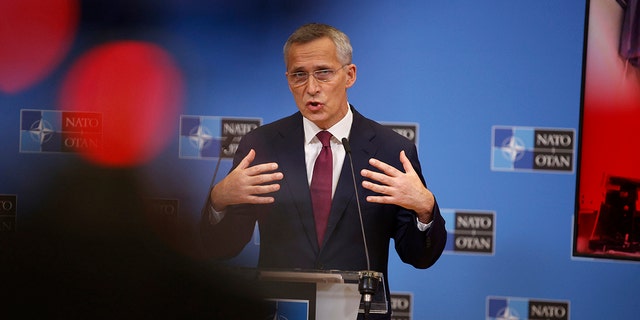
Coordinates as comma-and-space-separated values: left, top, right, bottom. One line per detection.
200, 23, 446, 319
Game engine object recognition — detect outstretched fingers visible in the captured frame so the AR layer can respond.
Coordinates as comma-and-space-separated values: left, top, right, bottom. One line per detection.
211, 149, 283, 210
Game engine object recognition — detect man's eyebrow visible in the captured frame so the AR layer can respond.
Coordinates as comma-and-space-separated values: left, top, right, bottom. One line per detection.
288, 66, 306, 72
290, 64, 333, 72
314, 64, 332, 70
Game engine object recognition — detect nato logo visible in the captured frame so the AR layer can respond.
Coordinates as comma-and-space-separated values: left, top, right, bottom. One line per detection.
491, 126, 574, 173
487, 296, 570, 320
381, 122, 419, 145
265, 299, 309, 320
179, 115, 261, 159
442, 209, 495, 255
20, 109, 102, 153
0, 194, 17, 232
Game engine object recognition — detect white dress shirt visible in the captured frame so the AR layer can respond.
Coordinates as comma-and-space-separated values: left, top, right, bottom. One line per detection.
302, 106, 353, 197
302, 106, 431, 231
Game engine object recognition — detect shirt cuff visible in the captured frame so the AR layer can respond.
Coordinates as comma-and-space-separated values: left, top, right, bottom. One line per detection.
208, 205, 226, 225
416, 217, 432, 232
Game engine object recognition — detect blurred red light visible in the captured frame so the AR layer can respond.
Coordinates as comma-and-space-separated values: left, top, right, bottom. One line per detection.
0, 0, 78, 94
59, 41, 184, 167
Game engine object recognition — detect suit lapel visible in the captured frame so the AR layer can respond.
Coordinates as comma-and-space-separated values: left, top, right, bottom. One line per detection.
273, 108, 379, 252
273, 115, 320, 253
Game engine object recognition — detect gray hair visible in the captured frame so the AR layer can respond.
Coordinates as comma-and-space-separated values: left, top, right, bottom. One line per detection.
283, 23, 353, 66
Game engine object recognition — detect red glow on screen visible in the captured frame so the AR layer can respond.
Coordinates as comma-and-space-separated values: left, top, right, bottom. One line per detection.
0, 0, 79, 94
579, 98, 640, 204
579, 44, 640, 208
59, 41, 184, 167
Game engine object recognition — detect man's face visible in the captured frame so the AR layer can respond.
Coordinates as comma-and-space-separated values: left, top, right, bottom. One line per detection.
285, 37, 356, 129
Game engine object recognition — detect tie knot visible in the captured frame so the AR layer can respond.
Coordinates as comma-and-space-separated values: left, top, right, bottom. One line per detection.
316, 131, 332, 147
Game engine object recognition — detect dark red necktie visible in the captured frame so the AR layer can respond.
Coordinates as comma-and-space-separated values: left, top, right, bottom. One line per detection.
311, 131, 332, 246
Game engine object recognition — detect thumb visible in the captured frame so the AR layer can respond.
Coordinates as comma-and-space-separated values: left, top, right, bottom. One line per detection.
237, 149, 256, 169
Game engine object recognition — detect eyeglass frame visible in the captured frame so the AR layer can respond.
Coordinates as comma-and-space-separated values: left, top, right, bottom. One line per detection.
286, 64, 350, 87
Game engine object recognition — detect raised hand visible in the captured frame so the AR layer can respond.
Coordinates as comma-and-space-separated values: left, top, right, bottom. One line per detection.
360, 150, 434, 223
210, 149, 284, 211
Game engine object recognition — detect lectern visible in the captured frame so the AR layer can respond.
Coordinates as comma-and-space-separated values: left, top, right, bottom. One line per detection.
256, 269, 388, 320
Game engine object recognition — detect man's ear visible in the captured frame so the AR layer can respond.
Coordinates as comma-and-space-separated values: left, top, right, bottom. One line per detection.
345, 64, 357, 88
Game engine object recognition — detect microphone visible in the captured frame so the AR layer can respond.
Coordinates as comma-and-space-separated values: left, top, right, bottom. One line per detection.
342, 137, 382, 319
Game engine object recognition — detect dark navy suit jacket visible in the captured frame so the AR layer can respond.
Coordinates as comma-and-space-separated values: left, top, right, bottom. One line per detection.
201, 106, 446, 318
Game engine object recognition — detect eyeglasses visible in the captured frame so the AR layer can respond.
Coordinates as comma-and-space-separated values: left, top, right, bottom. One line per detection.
286, 64, 349, 87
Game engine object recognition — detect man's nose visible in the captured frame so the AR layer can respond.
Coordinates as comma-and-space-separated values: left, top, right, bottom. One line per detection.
306, 75, 321, 94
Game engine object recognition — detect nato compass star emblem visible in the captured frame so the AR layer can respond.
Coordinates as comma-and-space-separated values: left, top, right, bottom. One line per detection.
495, 307, 520, 320
20, 109, 63, 153
179, 115, 224, 159
268, 301, 290, 320
28, 119, 54, 145
500, 136, 525, 162
188, 125, 213, 152
491, 126, 536, 171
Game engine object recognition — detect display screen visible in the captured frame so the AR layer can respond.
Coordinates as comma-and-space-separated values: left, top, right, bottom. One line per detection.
573, 0, 640, 261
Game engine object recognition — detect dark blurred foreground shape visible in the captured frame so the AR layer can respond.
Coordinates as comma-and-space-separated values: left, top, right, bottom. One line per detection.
0, 164, 268, 319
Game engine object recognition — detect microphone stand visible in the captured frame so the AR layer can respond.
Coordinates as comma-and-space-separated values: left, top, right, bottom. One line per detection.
203, 137, 232, 208
342, 138, 382, 319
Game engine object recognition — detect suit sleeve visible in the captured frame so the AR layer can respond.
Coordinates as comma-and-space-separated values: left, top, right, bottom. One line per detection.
394, 200, 446, 269
392, 144, 447, 269
199, 196, 257, 260
199, 137, 259, 260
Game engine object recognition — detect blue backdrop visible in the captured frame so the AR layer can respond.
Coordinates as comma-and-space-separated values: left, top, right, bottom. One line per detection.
1, 1, 638, 319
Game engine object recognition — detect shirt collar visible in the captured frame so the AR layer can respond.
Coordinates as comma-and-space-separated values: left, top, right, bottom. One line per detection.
303, 104, 353, 145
